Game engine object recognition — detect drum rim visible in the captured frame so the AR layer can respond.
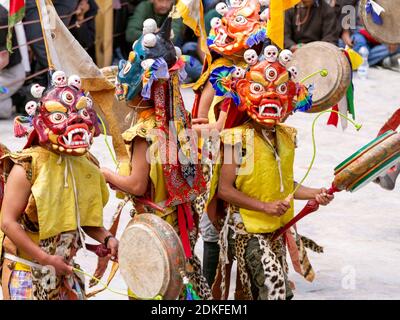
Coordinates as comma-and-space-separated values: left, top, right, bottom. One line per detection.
119, 213, 186, 299
360, 0, 400, 45
290, 41, 351, 112
308, 42, 351, 112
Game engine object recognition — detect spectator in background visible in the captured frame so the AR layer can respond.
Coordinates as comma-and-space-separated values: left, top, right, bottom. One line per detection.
70, 0, 98, 63
284, 0, 338, 51
0, 4, 26, 119
112, 0, 135, 64
125, 0, 184, 46
336, 0, 400, 71
23, 0, 79, 86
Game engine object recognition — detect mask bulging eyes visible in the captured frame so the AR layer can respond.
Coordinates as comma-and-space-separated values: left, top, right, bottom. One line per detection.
277, 83, 288, 94
62, 91, 75, 105
265, 67, 278, 81
79, 108, 91, 120
49, 112, 67, 124
250, 83, 265, 94
234, 15, 247, 25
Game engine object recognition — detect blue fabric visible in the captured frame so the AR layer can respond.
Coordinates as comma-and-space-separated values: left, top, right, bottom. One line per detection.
182, 42, 203, 82
365, 0, 383, 25
351, 32, 400, 66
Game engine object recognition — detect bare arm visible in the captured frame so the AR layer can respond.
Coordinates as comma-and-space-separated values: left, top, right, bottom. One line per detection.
82, 226, 118, 260
196, 81, 215, 119
294, 183, 334, 205
1, 165, 72, 275
217, 145, 290, 216
101, 137, 150, 196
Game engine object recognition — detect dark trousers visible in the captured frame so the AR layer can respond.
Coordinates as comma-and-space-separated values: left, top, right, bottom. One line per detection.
203, 241, 220, 287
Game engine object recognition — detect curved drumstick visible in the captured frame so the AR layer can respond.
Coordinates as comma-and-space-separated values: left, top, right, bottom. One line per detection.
272, 185, 340, 241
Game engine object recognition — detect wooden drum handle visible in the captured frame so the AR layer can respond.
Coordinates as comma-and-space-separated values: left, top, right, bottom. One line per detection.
272, 185, 339, 241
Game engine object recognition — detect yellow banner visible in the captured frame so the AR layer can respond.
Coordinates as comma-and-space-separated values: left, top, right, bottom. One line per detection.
268, 0, 300, 49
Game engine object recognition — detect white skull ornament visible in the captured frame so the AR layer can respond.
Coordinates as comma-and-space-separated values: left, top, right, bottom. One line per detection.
263, 45, 278, 63
30, 84, 45, 98
143, 19, 157, 35
52, 71, 67, 87
288, 66, 298, 80
143, 33, 157, 48
210, 17, 222, 29
260, 8, 269, 21
25, 101, 38, 116
244, 49, 258, 65
216, 2, 228, 15
68, 75, 82, 90
232, 67, 245, 78
279, 49, 293, 66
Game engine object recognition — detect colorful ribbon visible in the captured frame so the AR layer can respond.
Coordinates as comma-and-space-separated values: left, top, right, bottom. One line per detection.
365, 0, 385, 25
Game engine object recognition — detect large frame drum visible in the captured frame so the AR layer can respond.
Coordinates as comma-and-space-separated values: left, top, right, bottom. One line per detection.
288, 41, 351, 113
119, 213, 186, 300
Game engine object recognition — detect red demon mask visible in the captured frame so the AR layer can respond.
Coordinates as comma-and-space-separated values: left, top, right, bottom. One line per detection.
208, 0, 268, 57
26, 72, 100, 156
236, 49, 300, 127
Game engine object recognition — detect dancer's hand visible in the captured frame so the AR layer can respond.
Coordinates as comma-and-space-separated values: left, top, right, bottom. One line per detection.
192, 117, 209, 125
100, 167, 112, 182
106, 237, 119, 262
315, 188, 334, 206
41, 255, 73, 276
263, 200, 291, 217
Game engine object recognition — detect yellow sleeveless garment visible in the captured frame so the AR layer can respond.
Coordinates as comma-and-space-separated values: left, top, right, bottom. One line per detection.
121, 113, 176, 225
0, 146, 109, 260
221, 123, 297, 233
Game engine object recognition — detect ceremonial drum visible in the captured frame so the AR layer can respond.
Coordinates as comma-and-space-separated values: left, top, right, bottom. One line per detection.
360, 0, 400, 45
333, 130, 400, 192
119, 213, 186, 300
288, 41, 352, 113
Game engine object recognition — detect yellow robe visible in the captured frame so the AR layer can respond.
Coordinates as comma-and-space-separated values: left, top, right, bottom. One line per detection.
0, 146, 109, 260
221, 123, 297, 233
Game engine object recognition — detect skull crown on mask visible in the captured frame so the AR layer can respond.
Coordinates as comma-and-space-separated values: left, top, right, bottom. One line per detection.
116, 17, 179, 101
235, 46, 301, 127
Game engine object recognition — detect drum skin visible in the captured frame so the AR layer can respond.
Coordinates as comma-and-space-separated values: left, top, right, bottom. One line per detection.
333, 131, 400, 191
360, 0, 400, 45
119, 213, 186, 300
288, 41, 351, 113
